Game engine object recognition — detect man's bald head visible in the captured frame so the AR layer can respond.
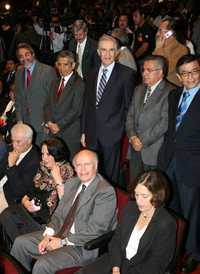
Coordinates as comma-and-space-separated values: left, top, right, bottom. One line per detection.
73, 150, 98, 183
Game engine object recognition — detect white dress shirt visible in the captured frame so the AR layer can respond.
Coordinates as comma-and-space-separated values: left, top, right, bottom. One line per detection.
96, 62, 115, 94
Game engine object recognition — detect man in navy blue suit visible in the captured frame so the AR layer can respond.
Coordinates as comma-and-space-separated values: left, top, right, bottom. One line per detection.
81, 34, 136, 184
159, 54, 200, 273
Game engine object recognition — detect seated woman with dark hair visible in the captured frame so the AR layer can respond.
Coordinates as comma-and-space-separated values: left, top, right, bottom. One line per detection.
0, 137, 74, 249
78, 170, 176, 274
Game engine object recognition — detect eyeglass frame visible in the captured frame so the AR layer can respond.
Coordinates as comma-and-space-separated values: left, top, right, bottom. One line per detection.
179, 68, 200, 78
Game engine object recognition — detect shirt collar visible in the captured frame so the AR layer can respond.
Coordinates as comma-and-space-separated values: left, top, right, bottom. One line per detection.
100, 62, 115, 73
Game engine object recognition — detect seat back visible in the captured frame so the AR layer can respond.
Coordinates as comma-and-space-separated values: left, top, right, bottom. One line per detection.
0, 251, 25, 274
115, 187, 129, 221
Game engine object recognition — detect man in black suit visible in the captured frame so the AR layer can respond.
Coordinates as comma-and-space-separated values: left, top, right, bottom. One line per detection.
159, 54, 200, 273
67, 20, 100, 80
81, 34, 136, 184
44, 50, 85, 160
0, 123, 40, 212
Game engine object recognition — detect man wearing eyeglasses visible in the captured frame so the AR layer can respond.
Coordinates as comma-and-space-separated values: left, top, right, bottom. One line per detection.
159, 54, 200, 273
126, 55, 174, 181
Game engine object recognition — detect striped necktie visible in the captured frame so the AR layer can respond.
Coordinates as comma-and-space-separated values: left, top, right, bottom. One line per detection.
144, 86, 152, 104
176, 91, 190, 130
56, 77, 65, 98
96, 68, 108, 106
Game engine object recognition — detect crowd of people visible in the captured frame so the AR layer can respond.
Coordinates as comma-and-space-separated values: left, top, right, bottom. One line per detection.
0, 0, 200, 273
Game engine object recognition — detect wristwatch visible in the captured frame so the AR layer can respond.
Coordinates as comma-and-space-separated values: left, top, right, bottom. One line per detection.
60, 238, 68, 246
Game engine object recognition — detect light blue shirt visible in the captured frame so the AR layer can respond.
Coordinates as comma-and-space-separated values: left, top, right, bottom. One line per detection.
178, 82, 200, 112
24, 60, 36, 79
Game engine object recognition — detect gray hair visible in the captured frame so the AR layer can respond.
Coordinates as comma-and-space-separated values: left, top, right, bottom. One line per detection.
72, 20, 88, 33
56, 50, 75, 64
98, 34, 118, 51
11, 123, 33, 140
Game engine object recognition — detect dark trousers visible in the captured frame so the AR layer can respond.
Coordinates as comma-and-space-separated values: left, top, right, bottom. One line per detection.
129, 149, 156, 183
167, 158, 200, 260
88, 140, 121, 185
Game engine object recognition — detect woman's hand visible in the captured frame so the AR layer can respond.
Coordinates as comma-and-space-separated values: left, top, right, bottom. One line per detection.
21, 195, 40, 212
51, 163, 64, 198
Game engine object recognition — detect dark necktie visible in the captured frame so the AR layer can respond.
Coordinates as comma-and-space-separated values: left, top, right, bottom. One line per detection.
56, 77, 65, 98
56, 184, 86, 238
26, 68, 31, 89
144, 86, 152, 104
176, 91, 190, 130
96, 68, 108, 106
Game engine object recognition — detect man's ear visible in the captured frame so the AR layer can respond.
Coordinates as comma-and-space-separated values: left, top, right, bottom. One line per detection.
97, 49, 100, 56
176, 73, 183, 83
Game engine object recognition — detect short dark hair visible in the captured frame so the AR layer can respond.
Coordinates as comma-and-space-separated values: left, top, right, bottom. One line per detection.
41, 138, 69, 162
143, 55, 168, 77
176, 54, 200, 73
56, 50, 75, 63
130, 170, 170, 207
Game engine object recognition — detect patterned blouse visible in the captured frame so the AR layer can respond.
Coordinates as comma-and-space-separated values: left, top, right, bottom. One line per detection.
29, 161, 74, 223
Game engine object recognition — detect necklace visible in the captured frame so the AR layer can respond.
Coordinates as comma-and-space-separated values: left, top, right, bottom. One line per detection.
141, 208, 155, 220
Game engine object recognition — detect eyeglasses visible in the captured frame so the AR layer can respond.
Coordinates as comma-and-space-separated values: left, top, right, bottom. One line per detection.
142, 68, 161, 73
179, 69, 200, 78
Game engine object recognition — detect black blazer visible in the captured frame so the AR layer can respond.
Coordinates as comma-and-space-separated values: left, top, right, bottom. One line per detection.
109, 201, 176, 274
158, 87, 200, 187
67, 37, 100, 80
2, 146, 40, 204
82, 63, 136, 147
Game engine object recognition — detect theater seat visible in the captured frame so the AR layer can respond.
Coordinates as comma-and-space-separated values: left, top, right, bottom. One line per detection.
0, 251, 25, 274
56, 187, 129, 274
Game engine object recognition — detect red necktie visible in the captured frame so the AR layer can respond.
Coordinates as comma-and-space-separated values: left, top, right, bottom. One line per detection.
56, 77, 65, 98
26, 68, 31, 89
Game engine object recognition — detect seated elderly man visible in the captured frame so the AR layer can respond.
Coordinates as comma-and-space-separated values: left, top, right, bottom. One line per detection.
11, 149, 117, 274
0, 123, 40, 213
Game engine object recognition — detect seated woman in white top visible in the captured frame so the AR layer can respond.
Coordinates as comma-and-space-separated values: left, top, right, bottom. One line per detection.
78, 170, 176, 274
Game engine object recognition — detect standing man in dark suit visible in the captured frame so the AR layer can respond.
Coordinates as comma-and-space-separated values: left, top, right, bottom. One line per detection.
0, 123, 40, 212
67, 20, 100, 80
15, 43, 57, 145
11, 149, 117, 274
126, 55, 174, 180
81, 34, 136, 184
44, 50, 85, 160
159, 54, 200, 273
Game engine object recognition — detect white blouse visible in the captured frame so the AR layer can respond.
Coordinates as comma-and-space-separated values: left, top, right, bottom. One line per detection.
126, 224, 147, 260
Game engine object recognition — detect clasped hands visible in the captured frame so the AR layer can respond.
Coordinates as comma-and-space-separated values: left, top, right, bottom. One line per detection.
38, 235, 62, 254
130, 136, 143, 151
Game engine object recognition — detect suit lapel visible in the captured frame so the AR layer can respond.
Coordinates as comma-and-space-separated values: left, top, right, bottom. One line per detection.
56, 73, 75, 102
176, 88, 200, 132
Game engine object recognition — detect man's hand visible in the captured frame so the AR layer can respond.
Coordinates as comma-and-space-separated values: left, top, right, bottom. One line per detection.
45, 236, 62, 251
38, 235, 50, 254
80, 134, 86, 147
112, 266, 120, 274
155, 35, 166, 49
8, 150, 20, 167
130, 136, 143, 151
47, 121, 60, 134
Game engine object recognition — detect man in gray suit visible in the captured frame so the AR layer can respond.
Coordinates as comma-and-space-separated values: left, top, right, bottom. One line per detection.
44, 50, 85, 160
15, 43, 57, 145
126, 55, 174, 180
11, 149, 117, 274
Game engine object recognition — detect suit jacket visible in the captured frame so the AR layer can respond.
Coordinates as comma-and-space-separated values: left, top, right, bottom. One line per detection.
44, 73, 85, 156
67, 37, 100, 80
109, 200, 176, 274
158, 87, 200, 187
126, 80, 174, 166
48, 174, 117, 246
15, 61, 57, 134
2, 146, 40, 205
82, 63, 136, 147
